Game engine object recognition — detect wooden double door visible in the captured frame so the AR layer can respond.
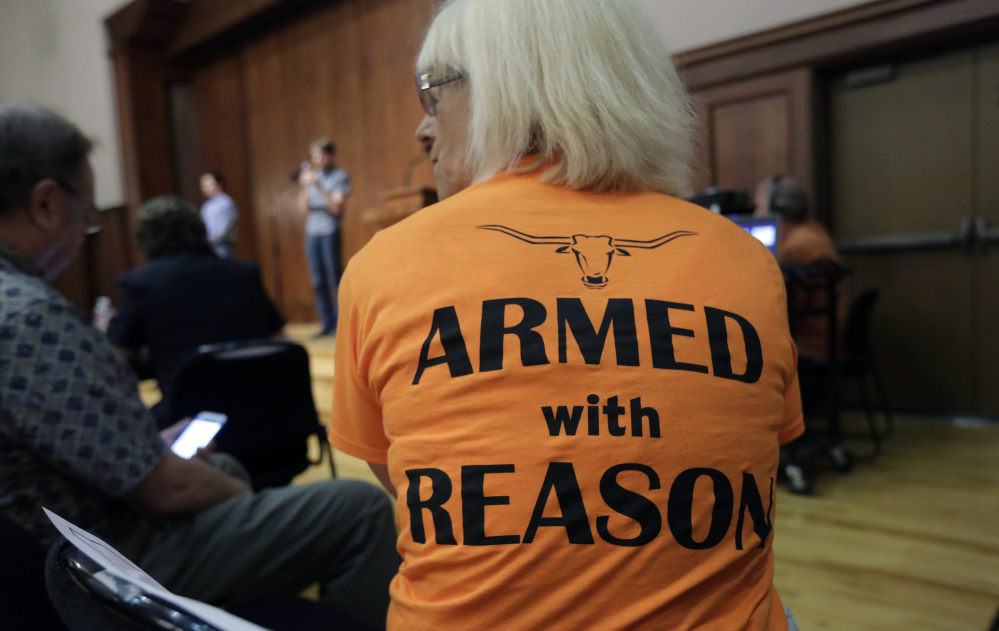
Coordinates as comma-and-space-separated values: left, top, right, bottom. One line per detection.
830, 42, 999, 417
688, 40, 999, 418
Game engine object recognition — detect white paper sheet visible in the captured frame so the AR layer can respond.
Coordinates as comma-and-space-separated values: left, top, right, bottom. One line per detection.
44, 508, 273, 631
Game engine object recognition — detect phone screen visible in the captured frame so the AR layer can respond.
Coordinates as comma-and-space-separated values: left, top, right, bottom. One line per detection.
171, 414, 226, 458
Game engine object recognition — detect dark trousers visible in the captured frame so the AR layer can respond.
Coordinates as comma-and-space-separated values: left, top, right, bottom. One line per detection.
306, 231, 342, 332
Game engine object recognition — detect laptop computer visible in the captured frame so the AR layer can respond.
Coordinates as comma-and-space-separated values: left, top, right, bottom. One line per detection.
729, 214, 781, 257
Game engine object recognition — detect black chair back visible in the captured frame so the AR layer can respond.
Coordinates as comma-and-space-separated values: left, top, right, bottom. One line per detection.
0, 513, 71, 630
45, 539, 194, 631
843, 288, 880, 362
167, 338, 332, 490
45, 538, 377, 631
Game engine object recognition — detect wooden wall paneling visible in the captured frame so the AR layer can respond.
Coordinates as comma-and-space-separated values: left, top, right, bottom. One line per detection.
274, 8, 343, 322
689, 68, 817, 204
338, 0, 437, 263
241, 32, 306, 318
327, 0, 372, 266
106, 0, 188, 221
252, 0, 435, 274
109, 47, 181, 220
349, 0, 395, 262
90, 206, 135, 304
403, 0, 442, 196
109, 0, 442, 323
167, 82, 205, 205
170, 0, 299, 54
193, 53, 259, 261
973, 41, 999, 416
359, 0, 438, 248
51, 251, 93, 313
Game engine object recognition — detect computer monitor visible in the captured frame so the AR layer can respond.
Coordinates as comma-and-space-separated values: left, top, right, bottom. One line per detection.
729, 214, 781, 257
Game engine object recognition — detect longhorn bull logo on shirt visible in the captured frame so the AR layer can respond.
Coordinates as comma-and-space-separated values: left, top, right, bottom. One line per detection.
478, 225, 697, 289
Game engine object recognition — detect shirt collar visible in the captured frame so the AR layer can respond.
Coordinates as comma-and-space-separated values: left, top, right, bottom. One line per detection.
0, 238, 44, 278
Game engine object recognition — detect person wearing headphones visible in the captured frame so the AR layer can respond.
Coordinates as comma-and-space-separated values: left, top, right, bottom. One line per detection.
755, 175, 846, 363
753, 175, 839, 269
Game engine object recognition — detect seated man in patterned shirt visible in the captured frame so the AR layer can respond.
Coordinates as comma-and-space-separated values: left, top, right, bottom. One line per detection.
0, 104, 398, 628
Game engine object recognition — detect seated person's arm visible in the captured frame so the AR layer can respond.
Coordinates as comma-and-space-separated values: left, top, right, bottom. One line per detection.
368, 462, 395, 497
125, 451, 251, 515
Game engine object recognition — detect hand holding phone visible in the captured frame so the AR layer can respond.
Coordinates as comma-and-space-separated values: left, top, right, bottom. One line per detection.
170, 412, 227, 459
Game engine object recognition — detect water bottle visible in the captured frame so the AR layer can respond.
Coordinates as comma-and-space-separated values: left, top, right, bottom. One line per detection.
93, 296, 114, 332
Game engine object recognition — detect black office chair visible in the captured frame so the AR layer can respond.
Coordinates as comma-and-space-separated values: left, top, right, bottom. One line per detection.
45, 538, 378, 631
839, 288, 893, 457
780, 261, 854, 494
46, 538, 199, 631
167, 338, 335, 490
0, 514, 70, 631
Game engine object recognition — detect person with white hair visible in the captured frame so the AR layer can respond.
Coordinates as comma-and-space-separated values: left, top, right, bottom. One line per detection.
330, 1, 804, 629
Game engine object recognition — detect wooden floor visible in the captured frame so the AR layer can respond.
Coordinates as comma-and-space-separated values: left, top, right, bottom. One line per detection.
281, 325, 999, 630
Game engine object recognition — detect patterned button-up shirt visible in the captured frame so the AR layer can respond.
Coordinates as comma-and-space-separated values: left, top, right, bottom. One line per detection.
0, 240, 166, 545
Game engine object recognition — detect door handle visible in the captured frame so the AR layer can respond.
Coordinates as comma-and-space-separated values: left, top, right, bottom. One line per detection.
973, 215, 999, 250
959, 216, 975, 250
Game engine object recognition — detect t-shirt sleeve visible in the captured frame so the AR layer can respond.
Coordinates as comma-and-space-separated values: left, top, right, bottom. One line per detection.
3, 300, 166, 496
779, 339, 806, 445
328, 271, 390, 464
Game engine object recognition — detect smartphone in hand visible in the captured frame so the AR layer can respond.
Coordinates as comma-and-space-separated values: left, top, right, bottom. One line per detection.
170, 411, 227, 458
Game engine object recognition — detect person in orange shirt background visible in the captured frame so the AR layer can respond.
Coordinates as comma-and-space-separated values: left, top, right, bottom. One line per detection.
755, 175, 849, 364
330, 1, 804, 629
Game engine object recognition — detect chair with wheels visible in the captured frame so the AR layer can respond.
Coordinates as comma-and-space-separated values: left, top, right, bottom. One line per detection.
45, 538, 378, 631
839, 288, 893, 458
780, 261, 855, 494
45, 538, 205, 631
167, 338, 335, 490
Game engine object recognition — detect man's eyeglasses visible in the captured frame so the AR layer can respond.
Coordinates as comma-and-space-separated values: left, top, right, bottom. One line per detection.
415, 70, 465, 117
54, 179, 103, 235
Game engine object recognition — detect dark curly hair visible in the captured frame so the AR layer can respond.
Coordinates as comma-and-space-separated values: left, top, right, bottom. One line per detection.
135, 196, 208, 260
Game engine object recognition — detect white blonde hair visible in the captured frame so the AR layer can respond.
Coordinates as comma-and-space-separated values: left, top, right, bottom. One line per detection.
417, 0, 694, 197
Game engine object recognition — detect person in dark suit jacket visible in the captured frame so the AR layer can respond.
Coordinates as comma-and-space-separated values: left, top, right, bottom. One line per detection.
107, 196, 286, 428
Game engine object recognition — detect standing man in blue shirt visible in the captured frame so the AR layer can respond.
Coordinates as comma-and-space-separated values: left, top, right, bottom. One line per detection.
297, 139, 350, 337
199, 172, 238, 259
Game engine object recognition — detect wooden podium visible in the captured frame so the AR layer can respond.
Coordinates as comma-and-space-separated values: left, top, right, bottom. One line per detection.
361, 186, 438, 234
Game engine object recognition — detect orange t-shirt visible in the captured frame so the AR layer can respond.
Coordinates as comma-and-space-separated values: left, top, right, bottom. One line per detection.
330, 171, 804, 630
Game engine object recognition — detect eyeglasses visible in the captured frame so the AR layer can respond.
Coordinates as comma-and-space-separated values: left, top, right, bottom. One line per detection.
54, 179, 103, 235
415, 70, 465, 117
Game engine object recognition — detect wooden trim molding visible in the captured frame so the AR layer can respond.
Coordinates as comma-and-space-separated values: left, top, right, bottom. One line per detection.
105, 0, 188, 55
168, 0, 322, 56
675, 0, 999, 90
689, 68, 817, 201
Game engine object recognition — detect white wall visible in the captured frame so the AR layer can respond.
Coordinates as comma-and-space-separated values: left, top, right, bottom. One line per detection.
0, 0, 126, 208
0, 0, 872, 208
636, 0, 870, 52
